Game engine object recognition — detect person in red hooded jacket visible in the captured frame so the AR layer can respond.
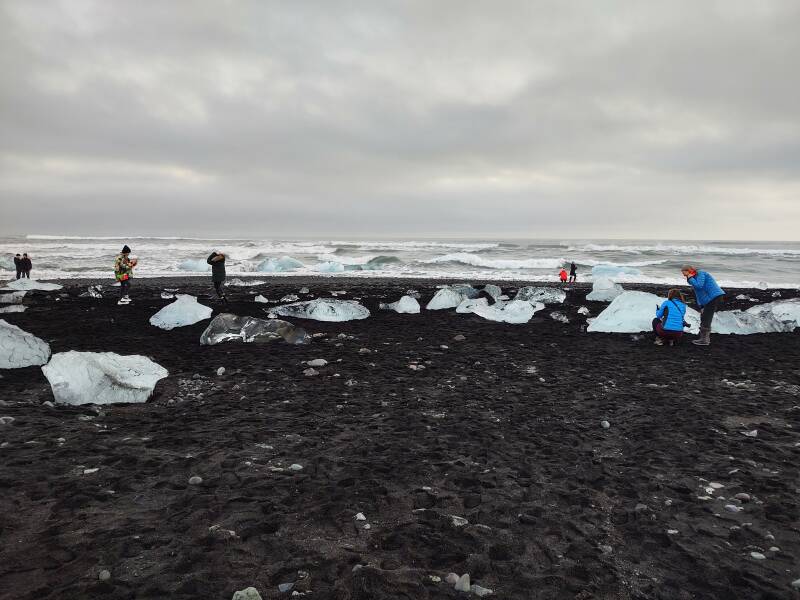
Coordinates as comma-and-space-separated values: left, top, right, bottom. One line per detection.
559, 268, 568, 284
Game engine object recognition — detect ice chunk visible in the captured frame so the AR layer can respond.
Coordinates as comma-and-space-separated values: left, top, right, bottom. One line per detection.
0, 305, 26, 314
254, 295, 269, 303
0, 291, 26, 304
379, 295, 421, 314
3, 279, 62, 291
710, 310, 791, 334
272, 299, 370, 322
200, 313, 310, 345
472, 300, 544, 324
280, 294, 299, 302
735, 294, 757, 302
41, 351, 168, 405
257, 256, 304, 272
226, 278, 266, 287
177, 259, 210, 272
588, 291, 700, 333
0, 320, 51, 369
483, 284, 502, 300
79, 285, 103, 298
747, 298, 800, 331
426, 285, 479, 310
149, 295, 213, 330
456, 298, 489, 314
578, 306, 590, 316
314, 261, 345, 273
591, 264, 642, 278
586, 278, 624, 302
515, 286, 566, 304
550, 311, 569, 323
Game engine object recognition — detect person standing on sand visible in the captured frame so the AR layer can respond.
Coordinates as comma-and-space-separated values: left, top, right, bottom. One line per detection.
13, 254, 22, 279
22, 253, 32, 278
681, 265, 725, 346
206, 250, 228, 303
653, 289, 688, 346
114, 245, 136, 305
559, 268, 568, 284
569, 262, 577, 283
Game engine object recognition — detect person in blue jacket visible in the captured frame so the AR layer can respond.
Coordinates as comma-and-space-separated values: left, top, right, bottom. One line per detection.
681, 265, 725, 346
653, 289, 688, 346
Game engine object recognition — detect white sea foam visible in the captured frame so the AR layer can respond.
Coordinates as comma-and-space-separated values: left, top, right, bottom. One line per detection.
568, 243, 800, 257
423, 253, 563, 270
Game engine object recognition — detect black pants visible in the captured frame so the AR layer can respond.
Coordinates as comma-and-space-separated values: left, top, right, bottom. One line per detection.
700, 295, 722, 328
15, 269, 21, 280
23, 270, 30, 278
213, 279, 226, 298
120, 279, 130, 297
569, 275, 576, 283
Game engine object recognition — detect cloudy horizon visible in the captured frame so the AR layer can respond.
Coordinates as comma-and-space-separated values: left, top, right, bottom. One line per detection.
1, 1, 799, 240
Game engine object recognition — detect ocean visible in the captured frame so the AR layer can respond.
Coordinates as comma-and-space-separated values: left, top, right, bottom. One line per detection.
1, 235, 799, 288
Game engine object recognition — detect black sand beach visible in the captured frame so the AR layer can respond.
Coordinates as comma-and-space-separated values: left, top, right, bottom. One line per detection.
1, 277, 799, 599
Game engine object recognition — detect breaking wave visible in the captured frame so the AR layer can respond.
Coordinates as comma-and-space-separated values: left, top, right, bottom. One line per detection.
423, 253, 564, 270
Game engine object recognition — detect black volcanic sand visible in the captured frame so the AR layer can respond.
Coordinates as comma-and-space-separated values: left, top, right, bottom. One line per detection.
1, 277, 799, 600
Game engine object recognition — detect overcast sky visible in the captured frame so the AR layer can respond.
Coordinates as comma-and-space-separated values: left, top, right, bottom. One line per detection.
1, 1, 798, 240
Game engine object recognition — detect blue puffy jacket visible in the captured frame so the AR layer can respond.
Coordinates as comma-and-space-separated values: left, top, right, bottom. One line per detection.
656, 299, 687, 332
687, 270, 725, 308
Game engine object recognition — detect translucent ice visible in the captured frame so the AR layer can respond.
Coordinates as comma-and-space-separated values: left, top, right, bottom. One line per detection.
226, 278, 266, 287
257, 256, 304, 272
379, 295, 421, 314
0, 291, 26, 304
177, 259, 210, 272
710, 310, 790, 334
550, 311, 569, 323
515, 286, 566, 304
0, 320, 51, 369
314, 261, 345, 273
483, 284, 502, 300
472, 300, 545, 324
3, 279, 62, 291
254, 295, 269, 303
200, 313, 310, 345
426, 285, 479, 310
272, 299, 370, 322
591, 264, 642, 278
42, 351, 168, 405
149, 295, 213, 330
747, 298, 800, 331
79, 285, 103, 298
587, 291, 699, 333
586, 278, 624, 302
456, 298, 489, 314
0, 305, 26, 314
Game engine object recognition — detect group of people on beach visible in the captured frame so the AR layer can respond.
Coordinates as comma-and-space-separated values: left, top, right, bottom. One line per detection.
111, 245, 724, 346
12, 253, 32, 279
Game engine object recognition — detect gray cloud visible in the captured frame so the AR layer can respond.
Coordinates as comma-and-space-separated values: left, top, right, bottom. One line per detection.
1, 0, 799, 239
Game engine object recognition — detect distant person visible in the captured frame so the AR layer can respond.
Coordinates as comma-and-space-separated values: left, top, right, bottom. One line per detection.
114, 245, 136, 305
559, 268, 568, 284
569, 262, 577, 283
13, 253, 22, 279
681, 265, 725, 346
653, 289, 688, 346
21, 253, 32, 278
206, 250, 228, 302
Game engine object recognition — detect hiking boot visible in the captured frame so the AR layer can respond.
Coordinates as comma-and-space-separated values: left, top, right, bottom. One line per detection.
692, 326, 711, 346
654, 337, 664, 346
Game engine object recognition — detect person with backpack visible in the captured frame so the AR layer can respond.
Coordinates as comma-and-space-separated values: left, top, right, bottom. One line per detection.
653, 289, 688, 346
114, 245, 136, 305
681, 265, 725, 346
568, 262, 577, 283
206, 250, 228, 303
21, 253, 32, 278
13, 254, 22, 279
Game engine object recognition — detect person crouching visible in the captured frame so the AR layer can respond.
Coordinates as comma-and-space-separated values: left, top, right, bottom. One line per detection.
653, 289, 688, 346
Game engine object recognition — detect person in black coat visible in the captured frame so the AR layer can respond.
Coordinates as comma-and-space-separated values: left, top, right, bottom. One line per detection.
206, 251, 228, 302
568, 262, 577, 283
13, 254, 22, 279
21, 253, 32, 278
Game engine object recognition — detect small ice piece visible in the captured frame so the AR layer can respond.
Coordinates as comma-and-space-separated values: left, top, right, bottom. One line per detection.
379, 295, 421, 314
288, 464, 303, 471
483, 284, 502, 300
472, 300, 544, 324
232, 587, 263, 600
454, 574, 471, 592
426, 285, 479, 310
750, 552, 766, 560
178, 258, 211, 272
514, 286, 566, 304
586, 277, 624, 302
772, 291, 781, 298
0, 320, 51, 369
79, 285, 103, 299
741, 430, 758, 438
306, 359, 327, 367
257, 256, 304, 272
200, 313, 309, 345
254, 295, 269, 303
550, 311, 569, 323
278, 582, 294, 593
98, 570, 111, 581
724, 504, 742, 513
226, 278, 266, 287
450, 515, 468, 527
2, 279, 62, 291
0, 291, 27, 304
280, 295, 300, 302
0, 305, 26, 314
355, 512, 366, 521
42, 351, 168, 405
149, 295, 213, 330
272, 299, 370, 322
299, 287, 310, 294
577, 306, 590, 316
160, 292, 175, 300
470, 584, 494, 597
456, 297, 488, 314
0, 416, 15, 425
601, 420, 610, 429
709, 482, 724, 489
216, 367, 226, 376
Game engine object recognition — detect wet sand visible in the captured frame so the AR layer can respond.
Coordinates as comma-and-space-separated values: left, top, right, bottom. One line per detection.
1, 277, 799, 599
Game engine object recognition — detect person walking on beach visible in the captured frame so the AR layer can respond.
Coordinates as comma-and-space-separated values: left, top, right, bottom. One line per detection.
13, 253, 22, 279
559, 268, 568, 284
681, 265, 725, 346
206, 250, 228, 303
568, 262, 577, 283
21, 253, 32, 278
653, 289, 688, 346
114, 245, 136, 305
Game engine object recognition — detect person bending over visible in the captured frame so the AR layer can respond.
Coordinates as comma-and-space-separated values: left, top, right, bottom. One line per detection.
22, 253, 32, 278
681, 265, 724, 346
114, 245, 136, 305
559, 268, 568, 284
653, 289, 688, 346
206, 250, 228, 302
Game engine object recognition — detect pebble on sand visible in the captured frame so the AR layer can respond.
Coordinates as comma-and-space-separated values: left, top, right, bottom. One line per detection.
450, 515, 469, 527
453, 334, 466, 341
288, 464, 303, 471
750, 552, 766, 560
98, 569, 111, 581
446, 573, 459, 584
188, 476, 203, 485
354, 512, 366, 521
278, 582, 294, 593
232, 588, 263, 600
